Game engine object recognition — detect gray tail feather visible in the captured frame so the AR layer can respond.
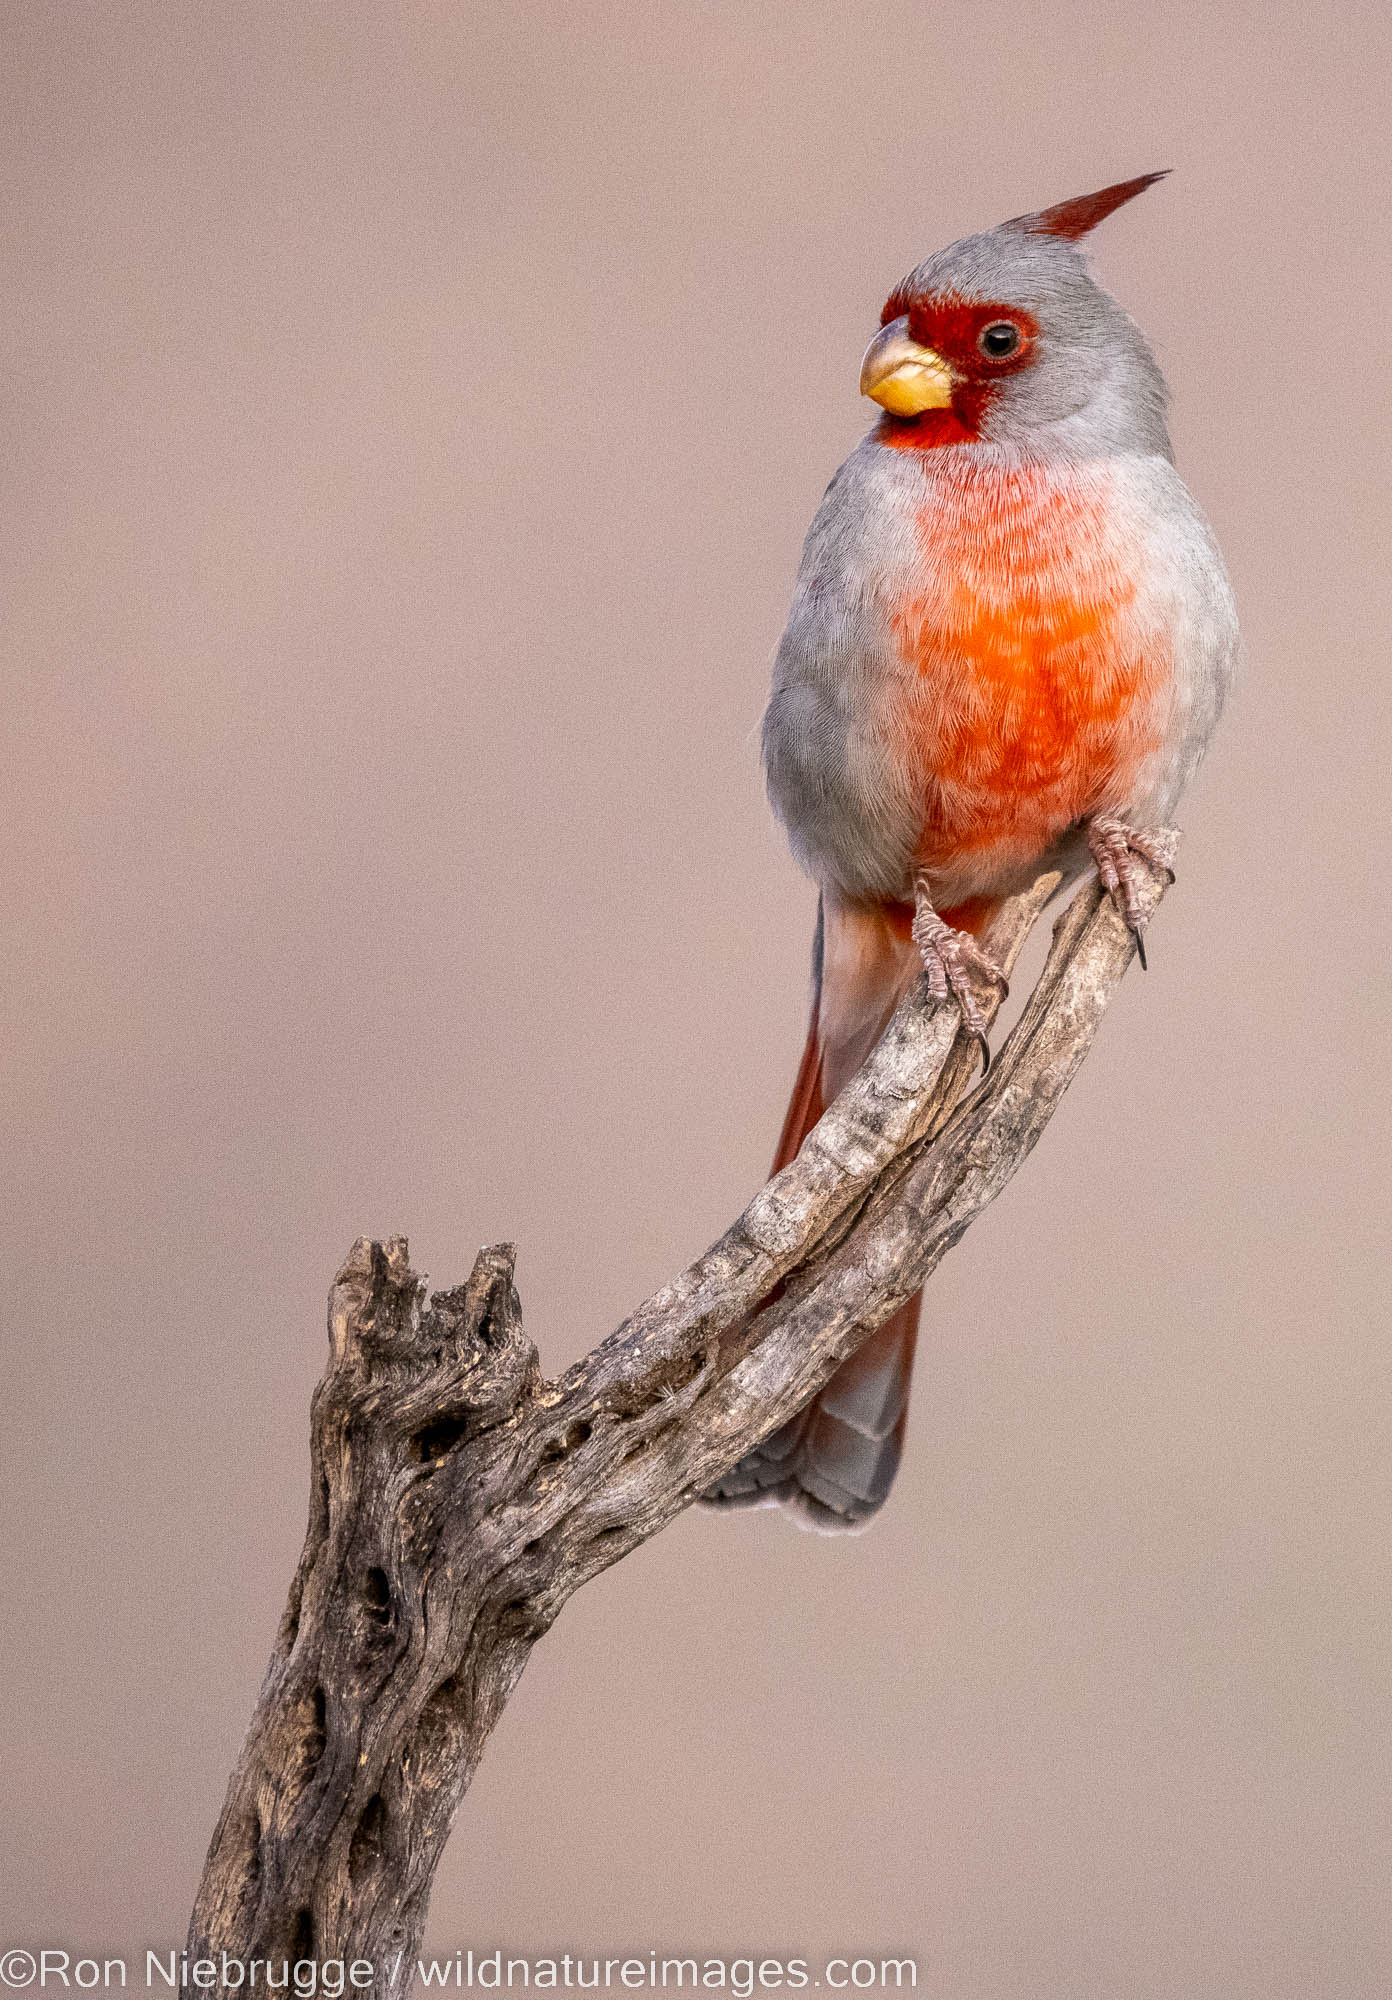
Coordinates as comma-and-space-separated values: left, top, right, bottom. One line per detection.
701, 1297, 921, 1534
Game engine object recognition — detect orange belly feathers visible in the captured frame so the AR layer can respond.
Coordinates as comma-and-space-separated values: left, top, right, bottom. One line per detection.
889, 460, 1169, 875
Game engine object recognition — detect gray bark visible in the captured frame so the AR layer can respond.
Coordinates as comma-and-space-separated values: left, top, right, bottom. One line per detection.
187, 853, 1175, 1993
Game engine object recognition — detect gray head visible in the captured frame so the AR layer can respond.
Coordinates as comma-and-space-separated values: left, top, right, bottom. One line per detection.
858, 173, 1173, 459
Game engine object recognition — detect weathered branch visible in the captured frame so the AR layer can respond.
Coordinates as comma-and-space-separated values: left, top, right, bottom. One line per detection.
188, 853, 1175, 1991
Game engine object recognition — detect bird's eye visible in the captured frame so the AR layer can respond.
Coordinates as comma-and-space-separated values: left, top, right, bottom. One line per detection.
978, 321, 1022, 359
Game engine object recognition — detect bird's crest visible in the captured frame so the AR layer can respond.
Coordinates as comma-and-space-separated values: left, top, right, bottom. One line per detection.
1008, 171, 1170, 243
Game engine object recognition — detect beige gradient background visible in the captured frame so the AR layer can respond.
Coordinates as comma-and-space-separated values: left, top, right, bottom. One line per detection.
3, 1, 1391, 1993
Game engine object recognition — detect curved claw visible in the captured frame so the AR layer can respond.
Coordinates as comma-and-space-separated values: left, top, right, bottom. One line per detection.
1086, 815, 1177, 952
911, 877, 1010, 1059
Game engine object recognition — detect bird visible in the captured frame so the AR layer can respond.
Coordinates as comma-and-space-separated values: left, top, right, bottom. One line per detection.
703, 173, 1238, 1533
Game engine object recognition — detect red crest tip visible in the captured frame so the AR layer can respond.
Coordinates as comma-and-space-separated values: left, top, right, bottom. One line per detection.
1010, 171, 1171, 243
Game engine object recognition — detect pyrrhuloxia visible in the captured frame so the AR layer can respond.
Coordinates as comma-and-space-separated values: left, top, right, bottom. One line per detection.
705, 174, 1237, 1532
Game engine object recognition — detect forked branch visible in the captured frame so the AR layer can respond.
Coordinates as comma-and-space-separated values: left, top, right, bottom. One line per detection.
187, 852, 1176, 1994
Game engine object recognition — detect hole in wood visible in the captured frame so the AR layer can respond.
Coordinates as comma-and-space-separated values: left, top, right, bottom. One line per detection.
288, 1682, 327, 1790
476, 1299, 506, 1349
348, 1792, 387, 1883
362, 1566, 392, 1627
409, 1411, 470, 1464
541, 1419, 592, 1462
497, 1598, 538, 1639
405, 1673, 465, 1777
227, 1802, 263, 1918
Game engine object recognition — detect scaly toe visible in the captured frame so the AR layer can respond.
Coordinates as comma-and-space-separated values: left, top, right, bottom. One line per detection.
1129, 831, 1178, 884
1087, 817, 1179, 948
912, 918, 1008, 1047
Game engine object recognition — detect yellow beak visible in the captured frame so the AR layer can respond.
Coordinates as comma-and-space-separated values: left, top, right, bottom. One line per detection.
859, 315, 956, 416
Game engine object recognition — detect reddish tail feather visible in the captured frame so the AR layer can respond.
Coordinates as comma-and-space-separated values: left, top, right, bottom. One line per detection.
705, 894, 995, 1530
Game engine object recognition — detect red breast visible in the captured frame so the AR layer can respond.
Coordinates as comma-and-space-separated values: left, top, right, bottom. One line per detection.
886, 453, 1172, 878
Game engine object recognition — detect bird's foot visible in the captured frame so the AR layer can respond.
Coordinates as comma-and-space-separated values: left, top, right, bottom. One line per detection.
1085, 815, 1179, 969
911, 881, 1009, 1066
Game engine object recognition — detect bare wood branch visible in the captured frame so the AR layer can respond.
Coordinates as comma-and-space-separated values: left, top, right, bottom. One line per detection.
187, 854, 1174, 1993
